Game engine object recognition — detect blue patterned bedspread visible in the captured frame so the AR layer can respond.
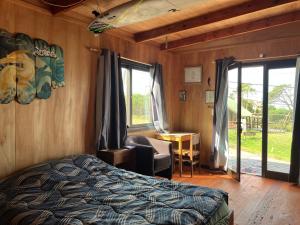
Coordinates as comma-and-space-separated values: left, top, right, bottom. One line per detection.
0, 154, 228, 225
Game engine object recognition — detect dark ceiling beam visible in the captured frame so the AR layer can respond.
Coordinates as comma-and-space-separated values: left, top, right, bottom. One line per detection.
160, 10, 300, 50
135, 0, 298, 43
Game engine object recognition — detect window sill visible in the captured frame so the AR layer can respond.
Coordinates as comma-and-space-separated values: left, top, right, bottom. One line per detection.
127, 124, 155, 133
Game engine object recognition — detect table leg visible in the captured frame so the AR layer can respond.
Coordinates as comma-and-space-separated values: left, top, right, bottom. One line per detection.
179, 140, 182, 177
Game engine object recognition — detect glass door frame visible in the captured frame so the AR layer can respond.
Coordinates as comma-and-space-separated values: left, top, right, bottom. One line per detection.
242, 59, 296, 181
263, 59, 296, 181
227, 63, 242, 182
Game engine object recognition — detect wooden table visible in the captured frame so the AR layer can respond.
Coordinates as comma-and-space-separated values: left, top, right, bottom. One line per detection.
156, 132, 195, 177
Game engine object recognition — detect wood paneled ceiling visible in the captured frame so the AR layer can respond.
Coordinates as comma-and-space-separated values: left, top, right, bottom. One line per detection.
22, 0, 300, 51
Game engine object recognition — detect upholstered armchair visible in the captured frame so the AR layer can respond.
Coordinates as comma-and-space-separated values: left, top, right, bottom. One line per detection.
125, 135, 173, 179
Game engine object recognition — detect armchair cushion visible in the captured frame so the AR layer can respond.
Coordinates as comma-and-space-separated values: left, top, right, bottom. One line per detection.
154, 154, 171, 173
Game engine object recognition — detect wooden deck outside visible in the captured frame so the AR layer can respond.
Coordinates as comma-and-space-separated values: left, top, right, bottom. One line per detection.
173, 172, 300, 225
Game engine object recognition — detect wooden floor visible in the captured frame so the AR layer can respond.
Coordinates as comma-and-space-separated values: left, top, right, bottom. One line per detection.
173, 171, 300, 225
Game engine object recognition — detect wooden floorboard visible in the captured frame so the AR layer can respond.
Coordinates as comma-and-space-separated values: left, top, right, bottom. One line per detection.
172, 171, 300, 225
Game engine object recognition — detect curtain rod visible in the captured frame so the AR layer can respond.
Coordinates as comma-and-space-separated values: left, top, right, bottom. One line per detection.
121, 57, 152, 67
86, 47, 152, 67
212, 53, 300, 64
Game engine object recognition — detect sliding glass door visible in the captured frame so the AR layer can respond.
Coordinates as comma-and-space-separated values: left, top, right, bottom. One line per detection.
264, 61, 296, 180
227, 59, 296, 182
241, 66, 264, 176
227, 65, 241, 181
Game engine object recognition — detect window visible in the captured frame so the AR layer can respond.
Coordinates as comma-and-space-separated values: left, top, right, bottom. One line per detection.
121, 59, 153, 128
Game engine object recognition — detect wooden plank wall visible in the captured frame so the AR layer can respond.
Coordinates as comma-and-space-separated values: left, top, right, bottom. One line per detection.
173, 35, 300, 166
0, 0, 99, 178
0, 1, 180, 178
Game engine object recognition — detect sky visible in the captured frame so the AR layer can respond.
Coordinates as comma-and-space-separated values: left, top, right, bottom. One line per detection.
122, 68, 152, 95
132, 69, 152, 95
228, 66, 296, 109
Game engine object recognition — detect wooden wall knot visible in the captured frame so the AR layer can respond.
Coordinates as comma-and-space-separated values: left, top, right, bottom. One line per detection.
0, 134, 6, 146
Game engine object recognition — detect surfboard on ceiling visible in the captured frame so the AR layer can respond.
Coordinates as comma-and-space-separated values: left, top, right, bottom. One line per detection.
98, 0, 205, 28
15, 33, 36, 104
35, 39, 52, 99
50, 45, 65, 89
0, 29, 17, 104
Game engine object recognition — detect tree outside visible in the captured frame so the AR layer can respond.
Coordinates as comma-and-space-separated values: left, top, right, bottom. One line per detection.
268, 84, 294, 131
132, 93, 152, 124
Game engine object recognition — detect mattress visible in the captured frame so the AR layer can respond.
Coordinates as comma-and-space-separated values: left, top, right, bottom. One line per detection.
0, 154, 230, 225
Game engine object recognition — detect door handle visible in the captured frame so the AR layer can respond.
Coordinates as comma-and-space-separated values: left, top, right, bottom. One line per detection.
236, 122, 243, 134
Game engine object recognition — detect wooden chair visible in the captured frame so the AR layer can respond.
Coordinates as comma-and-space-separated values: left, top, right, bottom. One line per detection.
174, 133, 201, 177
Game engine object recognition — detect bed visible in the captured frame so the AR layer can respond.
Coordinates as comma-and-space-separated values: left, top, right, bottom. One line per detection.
0, 154, 233, 225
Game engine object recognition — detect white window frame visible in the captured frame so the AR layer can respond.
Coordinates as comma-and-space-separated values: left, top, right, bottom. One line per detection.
121, 59, 154, 129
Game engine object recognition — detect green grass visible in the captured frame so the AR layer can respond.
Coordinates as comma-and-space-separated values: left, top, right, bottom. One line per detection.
132, 115, 151, 125
229, 129, 292, 162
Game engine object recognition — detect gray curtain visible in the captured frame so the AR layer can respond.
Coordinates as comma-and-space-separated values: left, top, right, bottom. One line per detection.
95, 49, 127, 151
150, 63, 169, 133
211, 57, 235, 169
289, 56, 300, 184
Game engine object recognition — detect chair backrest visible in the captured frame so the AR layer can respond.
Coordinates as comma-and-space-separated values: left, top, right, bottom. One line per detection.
192, 133, 200, 145
182, 133, 200, 160
190, 133, 201, 157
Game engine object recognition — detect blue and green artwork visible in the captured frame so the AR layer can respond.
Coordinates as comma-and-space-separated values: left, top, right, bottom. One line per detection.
15, 33, 36, 104
0, 29, 64, 104
35, 39, 52, 99
0, 29, 17, 104
50, 45, 65, 88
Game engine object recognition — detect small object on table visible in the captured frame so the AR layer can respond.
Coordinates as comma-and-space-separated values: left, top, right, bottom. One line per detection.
97, 148, 136, 172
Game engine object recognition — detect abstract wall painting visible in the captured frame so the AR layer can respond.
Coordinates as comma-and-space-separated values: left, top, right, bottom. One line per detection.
15, 33, 36, 104
0, 29, 17, 104
35, 39, 52, 99
0, 29, 65, 105
50, 45, 65, 89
